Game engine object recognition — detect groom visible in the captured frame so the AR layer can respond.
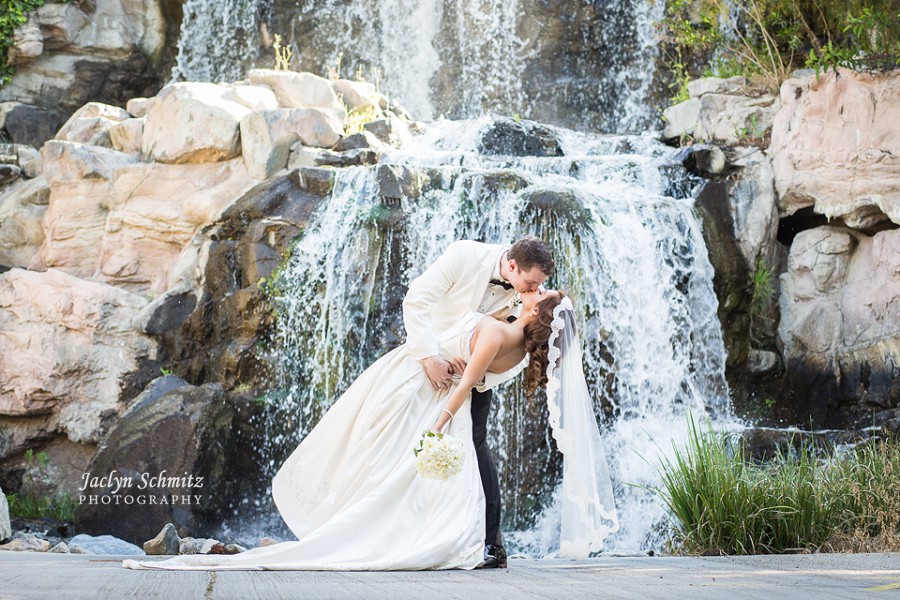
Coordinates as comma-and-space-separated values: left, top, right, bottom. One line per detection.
402, 235, 555, 568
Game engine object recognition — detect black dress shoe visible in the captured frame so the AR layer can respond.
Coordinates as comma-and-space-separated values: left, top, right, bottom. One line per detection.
481, 544, 508, 569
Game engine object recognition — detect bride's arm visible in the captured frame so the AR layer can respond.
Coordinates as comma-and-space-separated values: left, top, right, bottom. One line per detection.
429, 325, 502, 433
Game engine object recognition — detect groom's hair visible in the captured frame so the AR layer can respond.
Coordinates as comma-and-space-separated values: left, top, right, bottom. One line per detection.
509, 236, 554, 275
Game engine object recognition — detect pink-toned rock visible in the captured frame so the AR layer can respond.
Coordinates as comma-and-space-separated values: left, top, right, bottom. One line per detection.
222, 84, 279, 111
248, 69, 346, 121
109, 118, 144, 155
142, 83, 252, 164
770, 69, 900, 230
126, 97, 154, 118
8, 17, 43, 66
241, 108, 344, 179
55, 102, 131, 147
332, 79, 377, 111
0, 268, 156, 443
0, 177, 49, 268
33, 158, 255, 294
41, 140, 139, 183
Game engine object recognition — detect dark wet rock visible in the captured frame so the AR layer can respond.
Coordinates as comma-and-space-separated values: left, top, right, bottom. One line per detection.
138, 289, 198, 335
362, 118, 411, 148
143, 523, 180, 555
377, 164, 428, 201
478, 118, 564, 157
74, 381, 236, 545
0, 165, 21, 187
0, 103, 66, 148
332, 131, 385, 152
314, 148, 380, 167
675, 144, 728, 178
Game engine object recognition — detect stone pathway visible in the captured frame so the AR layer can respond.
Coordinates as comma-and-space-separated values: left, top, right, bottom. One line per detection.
1, 552, 898, 599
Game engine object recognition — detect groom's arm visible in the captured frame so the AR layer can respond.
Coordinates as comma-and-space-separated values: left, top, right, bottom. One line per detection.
402, 241, 468, 361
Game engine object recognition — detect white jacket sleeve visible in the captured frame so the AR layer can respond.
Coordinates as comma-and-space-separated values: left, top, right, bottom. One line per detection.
403, 242, 467, 361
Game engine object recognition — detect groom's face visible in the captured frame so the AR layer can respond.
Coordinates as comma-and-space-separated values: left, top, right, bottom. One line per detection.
508, 261, 548, 293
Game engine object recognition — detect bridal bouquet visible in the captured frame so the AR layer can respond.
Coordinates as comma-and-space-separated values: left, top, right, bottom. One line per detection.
413, 430, 465, 480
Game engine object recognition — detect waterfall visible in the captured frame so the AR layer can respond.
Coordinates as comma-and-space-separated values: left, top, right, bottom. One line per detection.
255, 118, 733, 553
170, 0, 267, 83
171, 0, 665, 132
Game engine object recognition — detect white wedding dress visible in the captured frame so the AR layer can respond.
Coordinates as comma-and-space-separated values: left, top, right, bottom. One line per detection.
123, 312, 500, 571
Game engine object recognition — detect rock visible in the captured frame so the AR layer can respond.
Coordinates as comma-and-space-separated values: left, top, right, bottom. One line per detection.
332, 79, 377, 110
178, 537, 204, 555
770, 68, 900, 230
225, 543, 247, 554
240, 108, 344, 179
33, 158, 255, 294
687, 76, 749, 98
746, 350, 781, 376
222, 85, 279, 111
332, 131, 385, 152
0, 1, 167, 115
694, 93, 779, 145
126, 97, 154, 118
14, 145, 41, 178
662, 98, 701, 140
0, 102, 67, 148
0, 177, 49, 268
143, 523, 180, 555
74, 381, 236, 546
68, 534, 144, 555
377, 164, 429, 201
0, 268, 156, 443
247, 69, 346, 121
0, 535, 51, 552
54, 102, 131, 147
40, 140, 139, 183
0, 165, 21, 187
109, 118, 145, 155
200, 538, 222, 554
136, 286, 199, 335
287, 143, 321, 169
363, 118, 412, 149
8, 17, 43, 66
778, 227, 900, 428
143, 83, 253, 164
0, 486, 9, 543
48, 542, 70, 553
726, 147, 779, 270
478, 117, 564, 157
675, 144, 727, 177
258, 537, 278, 548
314, 148, 380, 168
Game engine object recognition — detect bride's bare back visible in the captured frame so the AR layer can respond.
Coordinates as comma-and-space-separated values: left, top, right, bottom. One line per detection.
470, 316, 526, 373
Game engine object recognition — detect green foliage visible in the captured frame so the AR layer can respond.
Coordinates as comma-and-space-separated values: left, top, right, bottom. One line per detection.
159, 367, 174, 376
660, 0, 900, 100
0, 0, 46, 86
750, 255, 775, 321
656, 417, 900, 554
7, 449, 79, 522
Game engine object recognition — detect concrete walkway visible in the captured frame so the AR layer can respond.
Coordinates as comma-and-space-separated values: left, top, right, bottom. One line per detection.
1, 552, 899, 599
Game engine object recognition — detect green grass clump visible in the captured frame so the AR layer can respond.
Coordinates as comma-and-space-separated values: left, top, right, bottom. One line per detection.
6, 449, 79, 522
657, 417, 900, 554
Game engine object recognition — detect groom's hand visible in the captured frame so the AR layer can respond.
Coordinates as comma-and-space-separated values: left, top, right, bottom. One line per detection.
421, 356, 453, 390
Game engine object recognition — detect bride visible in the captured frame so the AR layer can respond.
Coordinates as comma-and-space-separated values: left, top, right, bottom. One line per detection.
122, 288, 617, 571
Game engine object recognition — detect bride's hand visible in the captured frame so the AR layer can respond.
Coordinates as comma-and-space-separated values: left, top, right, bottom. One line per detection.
448, 357, 467, 376
421, 356, 453, 390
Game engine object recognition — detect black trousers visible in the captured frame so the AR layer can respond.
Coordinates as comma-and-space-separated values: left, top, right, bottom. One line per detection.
470, 386, 501, 547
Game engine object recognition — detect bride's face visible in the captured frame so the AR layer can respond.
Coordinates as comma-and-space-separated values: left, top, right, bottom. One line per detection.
519, 287, 559, 316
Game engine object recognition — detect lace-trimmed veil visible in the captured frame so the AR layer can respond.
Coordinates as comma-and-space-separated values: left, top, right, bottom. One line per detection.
545, 296, 619, 557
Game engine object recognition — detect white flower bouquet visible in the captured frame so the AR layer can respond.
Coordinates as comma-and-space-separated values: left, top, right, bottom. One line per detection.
413, 430, 465, 480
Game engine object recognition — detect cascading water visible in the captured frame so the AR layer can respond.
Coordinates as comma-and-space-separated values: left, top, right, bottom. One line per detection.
171, 0, 666, 132
250, 118, 734, 553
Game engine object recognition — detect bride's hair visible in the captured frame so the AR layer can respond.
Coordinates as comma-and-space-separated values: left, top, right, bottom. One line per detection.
523, 290, 568, 401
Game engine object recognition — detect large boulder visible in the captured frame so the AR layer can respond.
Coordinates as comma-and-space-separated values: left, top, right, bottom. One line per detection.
778, 226, 900, 428
770, 69, 900, 230
33, 157, 255, 294
0, 177, 49, 268
0, 268, 156, 448
240, 108, 344, 179
478, 117, 564, 157
0, 102, 67, 148
142, 83, 253, 164
74, 379, 236, 545
0, 1, 170, 116
247, 69, 346, 121
54, 102, 131, 147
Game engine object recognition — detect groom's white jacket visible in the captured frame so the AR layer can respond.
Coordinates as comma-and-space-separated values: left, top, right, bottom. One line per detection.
403, 240, 529, 392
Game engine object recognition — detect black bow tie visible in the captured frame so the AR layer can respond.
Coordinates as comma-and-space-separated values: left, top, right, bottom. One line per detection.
490, 279, 514, 290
